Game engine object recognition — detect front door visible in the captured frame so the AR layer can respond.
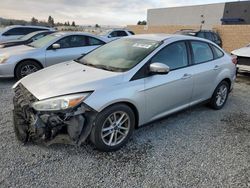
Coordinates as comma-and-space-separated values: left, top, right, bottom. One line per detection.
144, 41, 194, 122
45, 35, 93, 67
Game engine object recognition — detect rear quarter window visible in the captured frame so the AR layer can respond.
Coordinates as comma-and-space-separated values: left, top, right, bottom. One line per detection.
211, 45, 224, 59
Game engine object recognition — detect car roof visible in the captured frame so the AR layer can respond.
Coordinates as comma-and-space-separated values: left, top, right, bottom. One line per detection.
50, 32, 108, 42
5, 25, 52, 29
126, 33, 200, 41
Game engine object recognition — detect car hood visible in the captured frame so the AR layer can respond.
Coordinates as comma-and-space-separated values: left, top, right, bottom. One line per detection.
231, 46, 250, 58
0, 45, 36, 55
19, 61, 124, 100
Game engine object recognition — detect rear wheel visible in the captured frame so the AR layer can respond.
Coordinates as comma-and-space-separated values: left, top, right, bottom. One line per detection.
90, 104, 135, 152
15, 60, 42, 80
210, 81, 229, 110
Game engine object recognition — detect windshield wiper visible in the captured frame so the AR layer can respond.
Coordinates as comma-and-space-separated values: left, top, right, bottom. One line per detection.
75, 59, 117, 72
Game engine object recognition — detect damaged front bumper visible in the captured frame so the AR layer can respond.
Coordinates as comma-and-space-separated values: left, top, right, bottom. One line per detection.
13, 84, 97, 146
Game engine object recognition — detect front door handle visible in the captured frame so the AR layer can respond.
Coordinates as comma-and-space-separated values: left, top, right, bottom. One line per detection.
214, 65, 221, 70
181, 73, 192, 79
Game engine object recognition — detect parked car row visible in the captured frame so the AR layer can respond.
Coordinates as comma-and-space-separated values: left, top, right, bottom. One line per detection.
176, 29, 250, 72
0, 30, 55, 48
231, 44, 250, 72
0, 25, 135, 79
0, 25, 239, 151
0, 25, 55, 42
175, 29, 222, 47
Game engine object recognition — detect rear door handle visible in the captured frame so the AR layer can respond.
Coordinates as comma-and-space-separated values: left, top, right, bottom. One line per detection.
214, 65, 221, 70
181, 73, 192, 79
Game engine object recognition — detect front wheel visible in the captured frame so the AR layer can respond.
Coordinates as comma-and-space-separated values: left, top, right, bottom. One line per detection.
210, 81, 229, 110
90, 104, 135, 152
15, 60, 42, 80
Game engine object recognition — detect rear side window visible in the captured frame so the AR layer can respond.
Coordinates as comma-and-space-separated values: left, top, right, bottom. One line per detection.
3, 28, 25, 36
3, 27, 48, 36
151, 42, 188, 70
204, 32, 214, 41
128, 31, 135, 35
196, 32, 205, 38
88, 36, 105, 46
211, 45, 224, 59
191, 41, 213, 64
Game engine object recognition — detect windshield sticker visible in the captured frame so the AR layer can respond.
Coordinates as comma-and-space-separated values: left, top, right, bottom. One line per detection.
133, 43, 152, 49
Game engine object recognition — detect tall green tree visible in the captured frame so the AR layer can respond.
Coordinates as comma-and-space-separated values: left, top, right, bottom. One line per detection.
48, 16, 54, 26
31, 17, 38, 25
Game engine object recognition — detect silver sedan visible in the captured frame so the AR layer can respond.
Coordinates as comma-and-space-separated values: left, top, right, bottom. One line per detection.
0, 32, 108, 79
13, 34, 236, 151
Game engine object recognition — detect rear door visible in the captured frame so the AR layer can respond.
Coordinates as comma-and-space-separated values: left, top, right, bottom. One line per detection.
45, 35, 89, 67
189, 40, 221, 104
144, 41, 194, 122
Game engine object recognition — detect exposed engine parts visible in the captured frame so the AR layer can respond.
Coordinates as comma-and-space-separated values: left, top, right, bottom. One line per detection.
13, 84, 97, 146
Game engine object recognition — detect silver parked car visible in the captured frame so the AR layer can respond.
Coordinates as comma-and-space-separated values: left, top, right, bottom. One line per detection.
0, 25, 54, 42
0, 32, 108, 79
12, 34, 236, 151
99, 29, 135, 41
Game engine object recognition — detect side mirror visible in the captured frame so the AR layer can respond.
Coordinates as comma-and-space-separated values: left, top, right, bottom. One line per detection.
149, 62, 170, 75
52, 43, 60, 49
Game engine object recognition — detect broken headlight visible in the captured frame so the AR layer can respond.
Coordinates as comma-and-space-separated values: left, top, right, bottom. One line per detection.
32, 93, 91, 111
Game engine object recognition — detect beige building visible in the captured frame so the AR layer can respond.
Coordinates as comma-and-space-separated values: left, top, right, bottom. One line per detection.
147, 1, 250, 29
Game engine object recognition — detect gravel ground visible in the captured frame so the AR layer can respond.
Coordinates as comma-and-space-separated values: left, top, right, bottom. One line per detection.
0, 75, 250, 188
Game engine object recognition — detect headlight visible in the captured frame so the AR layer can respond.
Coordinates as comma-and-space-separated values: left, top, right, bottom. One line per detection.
0, 54, 9, 64
32, 93, 91, 111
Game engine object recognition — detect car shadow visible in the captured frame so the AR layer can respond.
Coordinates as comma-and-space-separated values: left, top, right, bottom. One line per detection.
0, 78, 16, 87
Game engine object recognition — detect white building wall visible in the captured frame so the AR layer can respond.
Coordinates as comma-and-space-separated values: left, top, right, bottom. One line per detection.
147, 3, 226, 29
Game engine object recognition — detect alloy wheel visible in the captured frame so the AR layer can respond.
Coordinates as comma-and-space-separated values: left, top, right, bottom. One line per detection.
101, 111, 130, 146
215, 84, 228, 107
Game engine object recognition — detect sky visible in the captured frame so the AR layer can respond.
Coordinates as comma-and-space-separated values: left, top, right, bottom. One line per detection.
0, 0, 236, 26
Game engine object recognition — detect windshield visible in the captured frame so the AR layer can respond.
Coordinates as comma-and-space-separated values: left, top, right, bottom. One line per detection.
78, 38, 161, 72
28, 34, 60, 48
19, 32, 39, 40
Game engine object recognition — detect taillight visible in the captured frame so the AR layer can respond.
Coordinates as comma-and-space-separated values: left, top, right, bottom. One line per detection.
231, 55, 237, 65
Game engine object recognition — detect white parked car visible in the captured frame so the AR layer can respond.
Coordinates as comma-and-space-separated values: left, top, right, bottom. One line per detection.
231, 44, 250, 72
99, 29, 135, 41
0, 25, 54, 43
0, 32, 108, 79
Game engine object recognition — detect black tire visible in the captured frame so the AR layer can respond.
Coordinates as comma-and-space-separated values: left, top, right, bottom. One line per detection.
13, 93, 29, 143
15, 60, 42, 80
209, 81, 229, 110
90, 104, 135, 152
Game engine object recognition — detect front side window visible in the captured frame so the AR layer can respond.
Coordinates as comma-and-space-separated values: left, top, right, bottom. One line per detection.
29, 34, 61, 48
110, 31, 118, 37
151, 42, 188, 70
56, 35, 87, 48
78, 38, 161, 72
128, 31, 135, 35
191, 41, 213, 64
